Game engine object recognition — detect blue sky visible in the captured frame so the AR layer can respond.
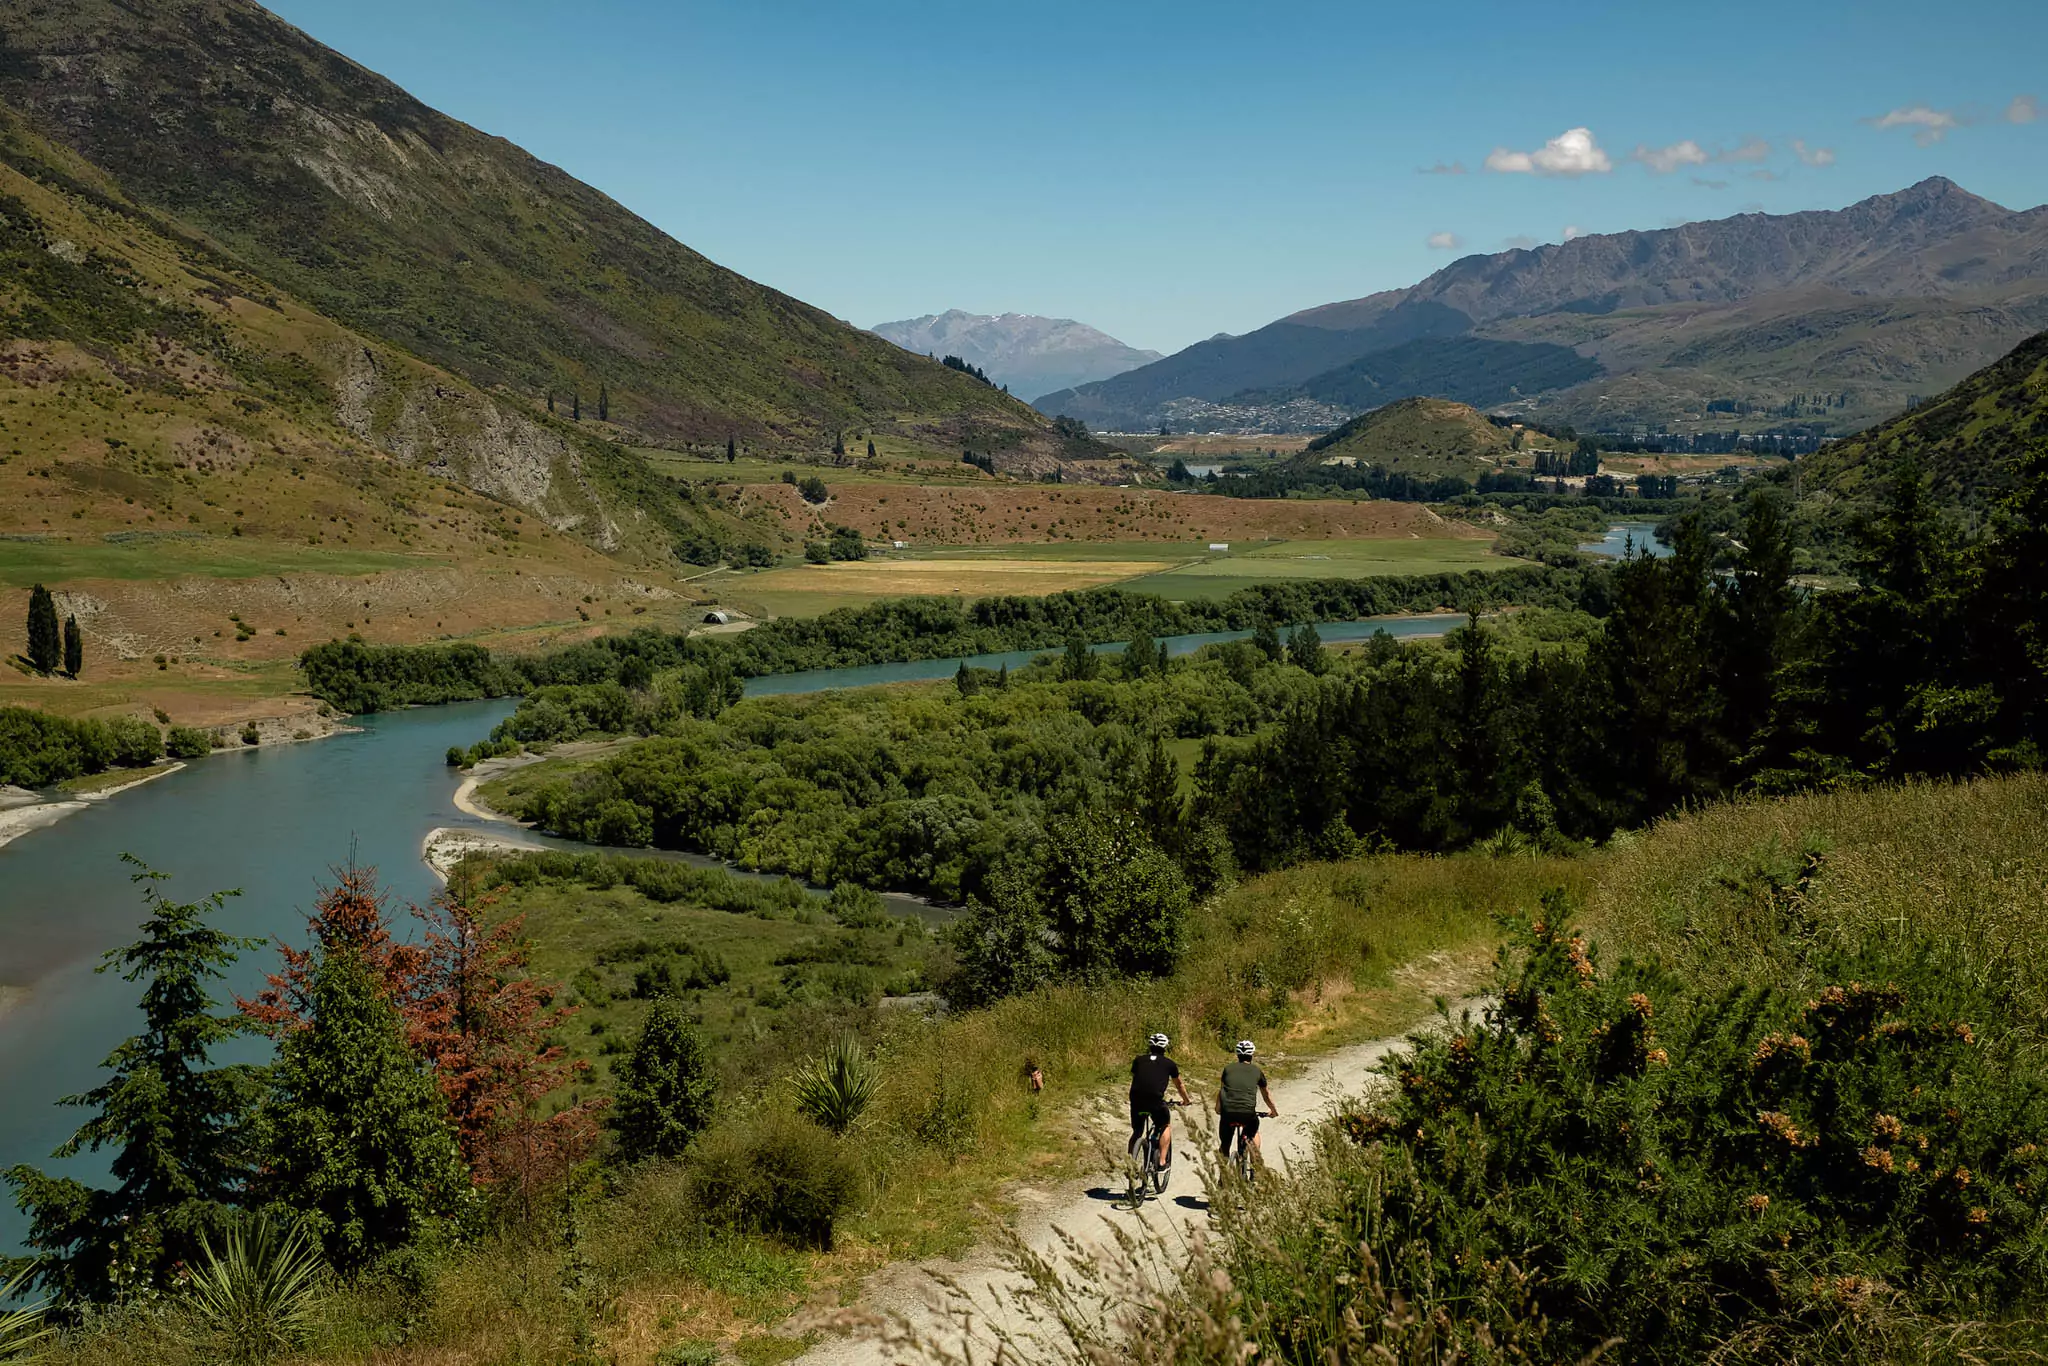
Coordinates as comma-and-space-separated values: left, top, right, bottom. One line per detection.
265, 0, 2046, 355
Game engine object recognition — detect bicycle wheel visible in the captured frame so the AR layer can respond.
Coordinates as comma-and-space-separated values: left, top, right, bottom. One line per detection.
1151, 1134, 1171, 1194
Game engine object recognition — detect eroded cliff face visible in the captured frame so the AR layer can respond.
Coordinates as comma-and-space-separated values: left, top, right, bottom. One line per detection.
331, 343, 619, 549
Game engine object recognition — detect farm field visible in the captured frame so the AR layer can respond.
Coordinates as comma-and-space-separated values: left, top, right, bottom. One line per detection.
698, 533, 1515, 618
1127, 537, 1521, 600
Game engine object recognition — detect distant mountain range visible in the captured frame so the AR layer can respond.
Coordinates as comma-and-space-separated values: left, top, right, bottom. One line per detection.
1038, 179, 2048, 437
871, 311, 1161, 401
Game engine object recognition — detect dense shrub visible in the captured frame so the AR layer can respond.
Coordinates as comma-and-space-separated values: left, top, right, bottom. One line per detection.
683, 1112, 858, 1250
165, 725, 213, 760
0, 706, 162, 785
611, 998, 718, 1161
1322, 900, 2048, 1361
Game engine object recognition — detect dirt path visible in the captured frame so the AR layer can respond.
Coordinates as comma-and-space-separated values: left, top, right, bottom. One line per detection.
791, 1001, 1479, 1365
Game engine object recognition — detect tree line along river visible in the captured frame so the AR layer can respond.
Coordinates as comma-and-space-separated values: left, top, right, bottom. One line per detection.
0, 609, 1482, 1256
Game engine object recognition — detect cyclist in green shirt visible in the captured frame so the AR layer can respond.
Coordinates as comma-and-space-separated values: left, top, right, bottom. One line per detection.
1217, 1039, 1278, 1160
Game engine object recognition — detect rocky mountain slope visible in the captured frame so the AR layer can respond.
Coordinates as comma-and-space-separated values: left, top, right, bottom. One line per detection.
1040, 180, 2048, 435
0, 0, 1070, 555
871, 310, 1160, 400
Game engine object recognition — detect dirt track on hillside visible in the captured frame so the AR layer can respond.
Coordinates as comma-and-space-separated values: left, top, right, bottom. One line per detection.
789, 1002, 1479, 1365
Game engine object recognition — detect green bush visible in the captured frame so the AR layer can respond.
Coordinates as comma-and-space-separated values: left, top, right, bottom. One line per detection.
166, 725, 214, 760
1325, 896, 2048, 1362
685, 1112, 858, 1251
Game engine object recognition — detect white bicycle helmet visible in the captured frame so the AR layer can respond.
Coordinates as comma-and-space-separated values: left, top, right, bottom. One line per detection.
1236, 1040, 1256, 1058
1148, 1032, 1171, 1051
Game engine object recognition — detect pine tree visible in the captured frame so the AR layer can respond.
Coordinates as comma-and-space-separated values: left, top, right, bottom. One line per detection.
62, 615, 82, 677
1288, 622, 1328, 675
832, 431, 846, 457
1061, 634, 1099, 682
257, 949, 468, 1270
1123, 629, 1156, 680
726, 434, 737, 462
25, 583, 60, 674
996, 662, 1009, 689
597, 384, 609, 423
866, 438, 877, 459
4, 859, 262, 1306
1252, 620, 1283, 662
571, 391, 581, 422
611, 997, 716, 1161
954, 660, 979, 697
547, 391, 555, 415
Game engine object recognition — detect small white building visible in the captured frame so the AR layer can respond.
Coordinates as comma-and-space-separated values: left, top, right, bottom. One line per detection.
892, 540, 908, 550
703, 610, 731, 625
1208, 542, 1229, 552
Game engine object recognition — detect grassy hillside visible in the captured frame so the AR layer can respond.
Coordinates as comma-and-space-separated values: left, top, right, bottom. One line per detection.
1295, 396, 1561, 477
0, 0, 1059, 462
1797, 329, 2048, 505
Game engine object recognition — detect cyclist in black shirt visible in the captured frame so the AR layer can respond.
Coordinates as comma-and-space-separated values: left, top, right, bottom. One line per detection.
1129, 1032, 1191, 1168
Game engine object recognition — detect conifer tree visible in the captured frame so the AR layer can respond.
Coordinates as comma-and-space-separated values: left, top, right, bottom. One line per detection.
547, 391, 555, 414
25, 583, 59, 674
954, 660, 979, 697
996, 662, 1009, 689
611, 997, 716, 1161
866, 438, 877, 459
1252, 620, 1283, 662
1288, 622, 1328, 675
1123, 629, 1156, 679
257, 949, 467, 1269
242, 861, 426, 1038
597, 384, 609, 423
4, 860, 261, 1306
62, 615, 82, 677
571, 391, 581, 421
1061, 634, 1098, 682
726, 434, 737, 462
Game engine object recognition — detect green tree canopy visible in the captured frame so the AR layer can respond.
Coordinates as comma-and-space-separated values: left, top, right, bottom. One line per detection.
62, 615, 81, 677
5, 859, 261, 1307
610, 997, 717, 1162
24, 584, 59, 675
256, 950, 468, 1270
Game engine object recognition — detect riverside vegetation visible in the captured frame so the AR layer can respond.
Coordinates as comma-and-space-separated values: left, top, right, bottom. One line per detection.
7, 443, 2048, 1363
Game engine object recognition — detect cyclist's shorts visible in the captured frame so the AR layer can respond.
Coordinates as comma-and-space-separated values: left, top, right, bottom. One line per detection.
1219, 1110, 1261, 1149
1130, 1099, 1171, 1133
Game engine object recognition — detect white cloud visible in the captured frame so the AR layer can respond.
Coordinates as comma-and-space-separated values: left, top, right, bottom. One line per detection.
1749, 168, 1785, 182
1691, 176, 1730, 190
1563, 224, 1587, 241
1485, 127, 1613, 176
1419, 160, 1468, 175
1869, 104, 1961, 145
1425, 231, 1463, 251
1716, 137, 1772, 163
1792, 139, 1836, 167
2010, 95, 2040, 125
1632, 139, 1709, 174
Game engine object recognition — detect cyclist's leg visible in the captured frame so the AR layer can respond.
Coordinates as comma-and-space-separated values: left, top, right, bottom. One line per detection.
1128, 1105, 1148, 1158
1243, 1110, 1263, 1155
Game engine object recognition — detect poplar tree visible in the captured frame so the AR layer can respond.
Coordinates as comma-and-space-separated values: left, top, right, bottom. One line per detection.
4, 860, 261, 1306
25, 583, 59, 674
62, 615, 82, 677
726, 434, 737, 462
597, 384, 609, 423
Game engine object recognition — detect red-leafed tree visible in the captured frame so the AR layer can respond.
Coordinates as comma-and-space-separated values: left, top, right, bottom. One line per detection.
245, 859, 600, 1204
241, 858, 430, 1039
410, 872, 603, 1202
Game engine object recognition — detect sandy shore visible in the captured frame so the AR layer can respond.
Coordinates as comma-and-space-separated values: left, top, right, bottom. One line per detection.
0, 799, 90, 851
73, 761, 185, 802
451, 752, 542, 824
421, 825, 550, 882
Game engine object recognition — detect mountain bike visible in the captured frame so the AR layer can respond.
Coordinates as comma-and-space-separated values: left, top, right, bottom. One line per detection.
1127, 1100, 1184, 1203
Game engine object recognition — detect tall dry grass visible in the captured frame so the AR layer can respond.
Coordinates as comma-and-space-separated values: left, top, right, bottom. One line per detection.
1587, 773, 2048, 1047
